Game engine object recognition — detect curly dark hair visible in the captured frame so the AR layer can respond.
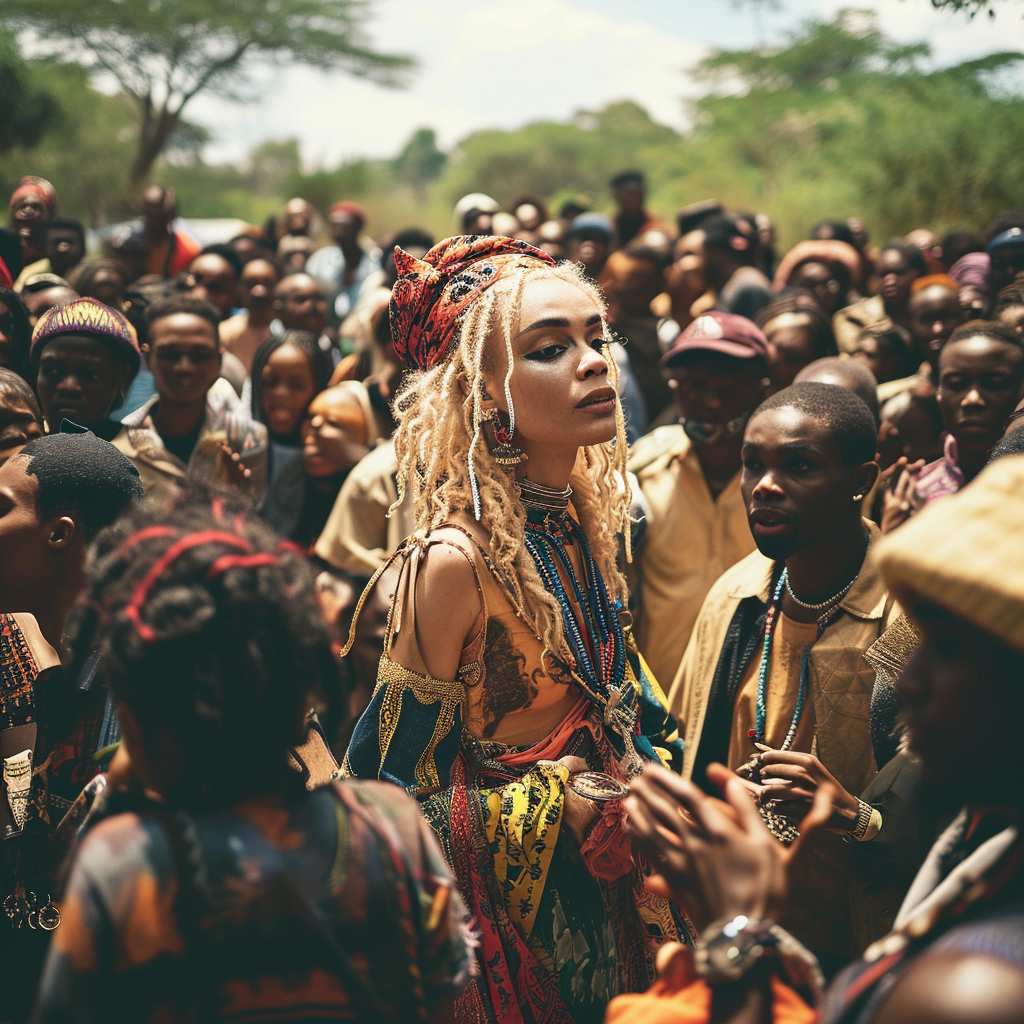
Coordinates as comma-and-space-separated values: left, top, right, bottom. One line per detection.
751, 381, 877, 467
65, 486, 341, 808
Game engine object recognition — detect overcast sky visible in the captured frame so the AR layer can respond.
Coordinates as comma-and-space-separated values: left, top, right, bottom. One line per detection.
183, 0, 1022, 168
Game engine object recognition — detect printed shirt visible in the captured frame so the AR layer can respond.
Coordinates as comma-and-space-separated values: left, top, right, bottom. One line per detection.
34, 780, 472, 1023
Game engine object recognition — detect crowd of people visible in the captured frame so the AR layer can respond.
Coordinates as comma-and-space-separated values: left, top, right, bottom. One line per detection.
1, 168, 1023, 1024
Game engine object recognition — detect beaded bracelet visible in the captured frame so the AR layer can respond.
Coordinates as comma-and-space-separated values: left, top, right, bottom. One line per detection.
843, 800, 882, 843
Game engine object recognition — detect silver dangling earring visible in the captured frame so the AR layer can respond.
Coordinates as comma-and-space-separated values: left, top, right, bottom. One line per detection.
468, 414, 484, 521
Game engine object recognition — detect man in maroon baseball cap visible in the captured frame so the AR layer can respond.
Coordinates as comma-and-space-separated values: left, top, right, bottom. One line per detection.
628, 310, 771, 688
660, 310, 772, 367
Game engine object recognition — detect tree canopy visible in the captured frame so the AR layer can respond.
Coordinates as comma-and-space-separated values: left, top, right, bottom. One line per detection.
0, 26, 56, 153
4, 9, 1023, 245
2, 0, 412, 189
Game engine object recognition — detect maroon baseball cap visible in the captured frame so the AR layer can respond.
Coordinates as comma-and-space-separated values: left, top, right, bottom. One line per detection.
661, 311, 770, 367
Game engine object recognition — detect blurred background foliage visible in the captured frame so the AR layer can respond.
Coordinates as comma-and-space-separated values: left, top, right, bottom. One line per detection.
2, 9, 1022, 247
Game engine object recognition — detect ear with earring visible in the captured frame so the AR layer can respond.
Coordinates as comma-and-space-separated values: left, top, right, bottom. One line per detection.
482, 408, 527, 466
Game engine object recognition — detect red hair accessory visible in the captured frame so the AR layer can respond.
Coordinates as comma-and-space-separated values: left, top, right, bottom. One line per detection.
123, 529, 252, 643
207, 552, 280, 580
389, 234, 556, 371
0, 256, 11, 292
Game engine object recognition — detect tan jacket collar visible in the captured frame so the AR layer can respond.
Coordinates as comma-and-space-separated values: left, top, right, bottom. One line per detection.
726, 520, 888, 621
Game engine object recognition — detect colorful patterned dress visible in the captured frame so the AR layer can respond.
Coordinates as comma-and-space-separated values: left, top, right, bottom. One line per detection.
34, 779, 472, 1022
344, 507, 689, 1024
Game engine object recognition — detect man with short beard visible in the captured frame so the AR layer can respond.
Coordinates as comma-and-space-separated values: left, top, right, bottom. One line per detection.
669, 382, 902, 967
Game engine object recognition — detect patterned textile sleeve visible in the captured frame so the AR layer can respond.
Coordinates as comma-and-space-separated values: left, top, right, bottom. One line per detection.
625, 629, 685, 772
344, 656, 465, 791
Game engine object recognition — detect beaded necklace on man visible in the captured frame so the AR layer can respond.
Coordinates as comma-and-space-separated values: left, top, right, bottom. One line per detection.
752, 564, 858, 843
519, 478, 626, 695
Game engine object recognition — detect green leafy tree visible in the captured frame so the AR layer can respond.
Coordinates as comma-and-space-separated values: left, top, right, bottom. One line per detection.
667, 9, 1024, 242
245, 139, 304, 198
445, 101, 678, 211
0, 26, 56, 152
392, 128, 447, 201
2, 0, 413, 187
1, 61, 138, 224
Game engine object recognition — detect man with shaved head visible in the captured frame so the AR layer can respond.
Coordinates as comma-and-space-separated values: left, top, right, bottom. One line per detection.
795, 355, 881, 424
273, 273, 330, 336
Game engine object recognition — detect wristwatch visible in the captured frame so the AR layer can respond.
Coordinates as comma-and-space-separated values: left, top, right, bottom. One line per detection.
694, 915, 779, 985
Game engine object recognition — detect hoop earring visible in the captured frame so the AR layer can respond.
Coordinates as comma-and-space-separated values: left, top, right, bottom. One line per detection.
484, 409, 527, 466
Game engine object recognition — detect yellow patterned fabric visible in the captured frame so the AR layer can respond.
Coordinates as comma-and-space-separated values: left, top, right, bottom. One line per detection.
480, 761, 567, 940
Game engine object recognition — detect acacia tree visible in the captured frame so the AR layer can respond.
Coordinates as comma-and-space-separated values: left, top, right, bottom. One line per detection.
2, 0, 412, 186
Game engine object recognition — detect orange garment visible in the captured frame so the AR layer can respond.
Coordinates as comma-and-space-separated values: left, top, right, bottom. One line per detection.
728, 612, 818, 769
145, 230, 201, 279
604, 943, 817, 1024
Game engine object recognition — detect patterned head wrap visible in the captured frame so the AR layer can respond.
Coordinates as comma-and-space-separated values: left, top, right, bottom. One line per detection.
948, 253, 990, 291
389, 234, 557, 371
31, 298, 140, 373
9, 176, 58, 219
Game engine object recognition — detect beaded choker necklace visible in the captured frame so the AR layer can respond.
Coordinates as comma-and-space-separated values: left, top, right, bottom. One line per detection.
522, 498, 625, 698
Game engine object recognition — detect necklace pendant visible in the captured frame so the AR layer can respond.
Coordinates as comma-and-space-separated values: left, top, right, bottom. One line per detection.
605, 685, 643, 777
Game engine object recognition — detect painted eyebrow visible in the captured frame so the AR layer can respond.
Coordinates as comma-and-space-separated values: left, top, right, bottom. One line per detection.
516, 313, 604, 338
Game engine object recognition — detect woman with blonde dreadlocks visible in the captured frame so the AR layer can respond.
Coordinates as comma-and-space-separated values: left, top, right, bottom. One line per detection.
343, 236, 687, 1024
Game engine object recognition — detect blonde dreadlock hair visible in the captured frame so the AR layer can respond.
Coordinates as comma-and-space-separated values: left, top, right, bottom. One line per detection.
389, 259, 632, 662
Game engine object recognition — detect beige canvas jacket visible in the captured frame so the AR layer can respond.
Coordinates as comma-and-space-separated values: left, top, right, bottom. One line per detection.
669, 521, 900, 798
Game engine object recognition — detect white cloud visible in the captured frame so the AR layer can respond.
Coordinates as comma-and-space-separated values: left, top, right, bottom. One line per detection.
180, 0, 1024, 168
190, 0, 707, 167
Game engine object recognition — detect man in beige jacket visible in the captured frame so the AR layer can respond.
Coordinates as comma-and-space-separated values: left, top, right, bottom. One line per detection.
670, 382, 902, 966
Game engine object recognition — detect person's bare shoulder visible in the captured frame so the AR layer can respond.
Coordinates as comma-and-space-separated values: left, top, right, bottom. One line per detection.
872, 952, 1024, 1024
408, 530, 485, 680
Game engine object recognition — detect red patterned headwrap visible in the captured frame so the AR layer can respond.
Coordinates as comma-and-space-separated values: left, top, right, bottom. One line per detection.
390, 234, 557, 371
9, 176, 58, 218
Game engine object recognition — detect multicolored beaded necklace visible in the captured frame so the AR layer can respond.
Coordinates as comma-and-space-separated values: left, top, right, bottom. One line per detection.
752, 566, 857, 843
751, 570, 807, 749
519, 479, 625, 696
